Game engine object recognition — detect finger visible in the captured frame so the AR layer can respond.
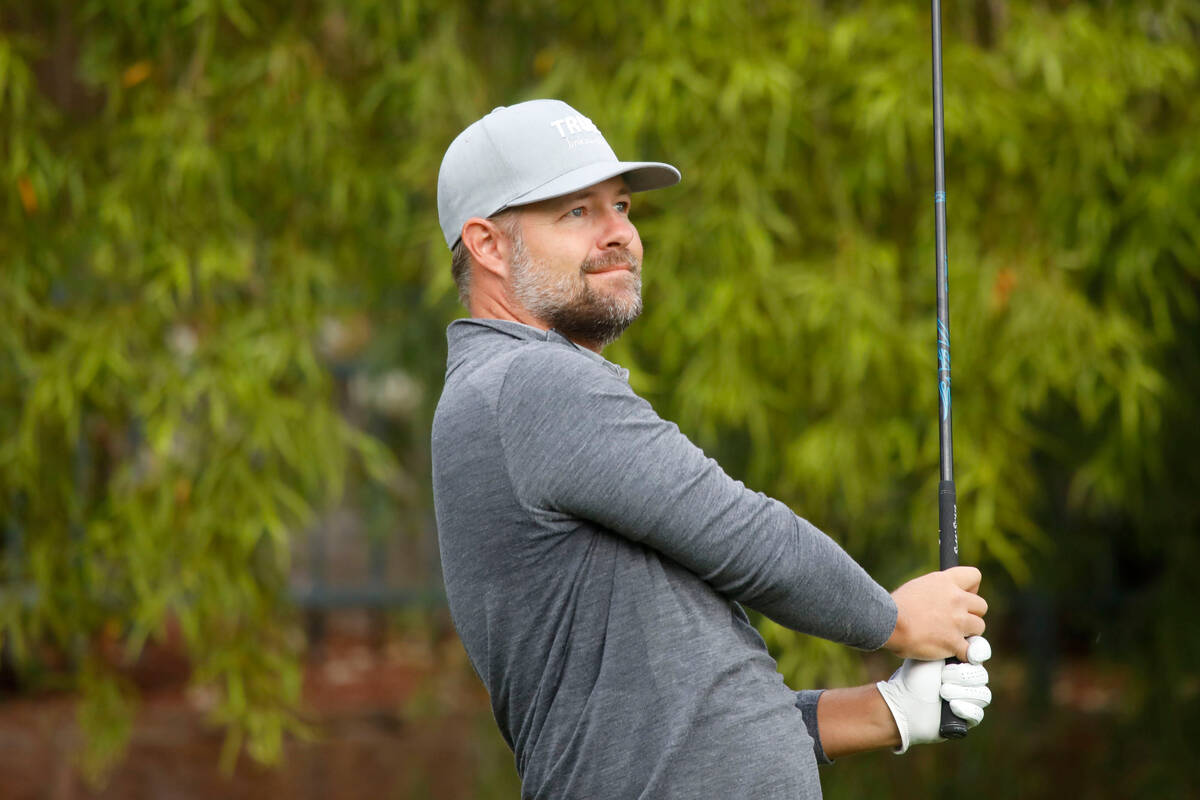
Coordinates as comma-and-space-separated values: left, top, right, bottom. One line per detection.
946, 565, 982, 593
953, 625, 986, 660
966, 636, 992, 665
965, 593, 989, 618
941, 684, 992, 707
948, 699, 985, 727
942, 663, 989, 686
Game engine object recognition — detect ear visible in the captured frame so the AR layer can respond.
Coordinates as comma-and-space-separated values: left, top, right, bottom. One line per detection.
461, 217, 515, 280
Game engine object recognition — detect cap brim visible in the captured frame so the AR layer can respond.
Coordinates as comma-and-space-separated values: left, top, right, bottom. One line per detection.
504, 160, 681, 211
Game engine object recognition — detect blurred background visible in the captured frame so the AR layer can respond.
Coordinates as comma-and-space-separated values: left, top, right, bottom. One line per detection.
2, 0, 1198, 797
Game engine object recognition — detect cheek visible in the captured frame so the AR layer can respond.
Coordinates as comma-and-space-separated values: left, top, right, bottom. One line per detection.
523, 232, 588, 274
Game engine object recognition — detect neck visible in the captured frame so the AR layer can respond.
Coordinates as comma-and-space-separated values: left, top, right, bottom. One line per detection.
467, 280, 610, 354
468, 293, 546, 332
466, 301, 605, 354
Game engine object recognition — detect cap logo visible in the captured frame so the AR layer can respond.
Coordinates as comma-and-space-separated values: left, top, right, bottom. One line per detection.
549, 115, 600, 138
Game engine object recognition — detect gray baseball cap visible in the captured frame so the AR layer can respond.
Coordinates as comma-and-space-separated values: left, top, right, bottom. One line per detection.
437, 99, 681, 249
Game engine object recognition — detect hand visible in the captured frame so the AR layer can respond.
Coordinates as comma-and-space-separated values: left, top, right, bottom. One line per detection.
875, 636, 993, 754
884, 566, 988, 661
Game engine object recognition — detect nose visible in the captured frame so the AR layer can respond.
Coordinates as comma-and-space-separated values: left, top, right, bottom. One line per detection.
598, 207, 636, 250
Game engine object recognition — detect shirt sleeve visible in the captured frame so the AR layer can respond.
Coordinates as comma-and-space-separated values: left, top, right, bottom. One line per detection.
498, 346, 897, 650
795, 690, 833, 765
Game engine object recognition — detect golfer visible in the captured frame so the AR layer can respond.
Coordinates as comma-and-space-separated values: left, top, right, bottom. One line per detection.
432, 99, 992, 799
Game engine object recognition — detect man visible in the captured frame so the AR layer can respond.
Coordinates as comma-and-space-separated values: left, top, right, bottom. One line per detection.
432, 99, 991, 799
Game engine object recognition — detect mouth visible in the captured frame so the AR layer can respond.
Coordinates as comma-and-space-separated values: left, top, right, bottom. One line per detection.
582, 257, 639, 276
584, 264, 635, 275
582, 249, 640, 276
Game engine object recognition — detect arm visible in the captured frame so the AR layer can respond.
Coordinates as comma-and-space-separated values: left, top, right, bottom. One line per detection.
500, 346, 988, 659
499, 347, 895, 648
817, 686, 902, 759
814, 636, 994, 760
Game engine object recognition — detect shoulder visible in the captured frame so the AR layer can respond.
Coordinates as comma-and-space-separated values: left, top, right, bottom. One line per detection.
438, 337, 626, 423
501, 341, 630, 406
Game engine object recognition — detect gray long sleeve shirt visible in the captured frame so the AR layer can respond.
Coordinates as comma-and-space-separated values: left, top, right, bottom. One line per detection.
431, 319, 897, 799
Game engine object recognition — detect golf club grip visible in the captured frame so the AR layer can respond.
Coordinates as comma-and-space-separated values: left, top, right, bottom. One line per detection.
940, 678, 968, 739
938, 479, 968, 739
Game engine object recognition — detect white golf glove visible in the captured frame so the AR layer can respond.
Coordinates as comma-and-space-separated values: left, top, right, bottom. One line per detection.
875, 635, 992, 754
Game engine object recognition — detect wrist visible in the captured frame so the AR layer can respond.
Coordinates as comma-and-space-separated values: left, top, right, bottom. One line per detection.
875, 686, 903, 749
883, 604, 907, 655
816, 685, 903, 760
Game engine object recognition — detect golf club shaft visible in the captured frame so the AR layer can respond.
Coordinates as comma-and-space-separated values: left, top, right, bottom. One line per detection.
932, 0, 968, 741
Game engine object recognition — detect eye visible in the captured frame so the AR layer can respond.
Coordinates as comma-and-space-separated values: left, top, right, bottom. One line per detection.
615, 200, 630, 214
567, 207, 585, 218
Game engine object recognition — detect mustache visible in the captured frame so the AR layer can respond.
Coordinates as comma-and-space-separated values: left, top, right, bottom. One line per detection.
581, 249, 641, 274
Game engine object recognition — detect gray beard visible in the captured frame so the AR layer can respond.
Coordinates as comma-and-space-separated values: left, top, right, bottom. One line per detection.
508, 233, 643, 350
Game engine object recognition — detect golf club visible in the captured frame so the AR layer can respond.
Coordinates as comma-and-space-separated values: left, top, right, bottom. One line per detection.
931, 0, 969, 741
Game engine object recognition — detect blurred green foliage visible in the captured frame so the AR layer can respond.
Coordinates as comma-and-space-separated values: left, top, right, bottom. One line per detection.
2, 0, 1198, 792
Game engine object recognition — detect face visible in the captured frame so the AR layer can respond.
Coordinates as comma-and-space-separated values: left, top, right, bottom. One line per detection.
504, 176, 644, 350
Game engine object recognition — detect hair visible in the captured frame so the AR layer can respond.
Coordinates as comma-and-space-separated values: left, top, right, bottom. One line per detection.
451, 210, 520, 308
450, 238, 473, 307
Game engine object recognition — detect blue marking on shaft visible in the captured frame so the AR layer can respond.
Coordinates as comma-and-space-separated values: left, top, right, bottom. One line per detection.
937, 319, 951, 420
935, 191, 946, 203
